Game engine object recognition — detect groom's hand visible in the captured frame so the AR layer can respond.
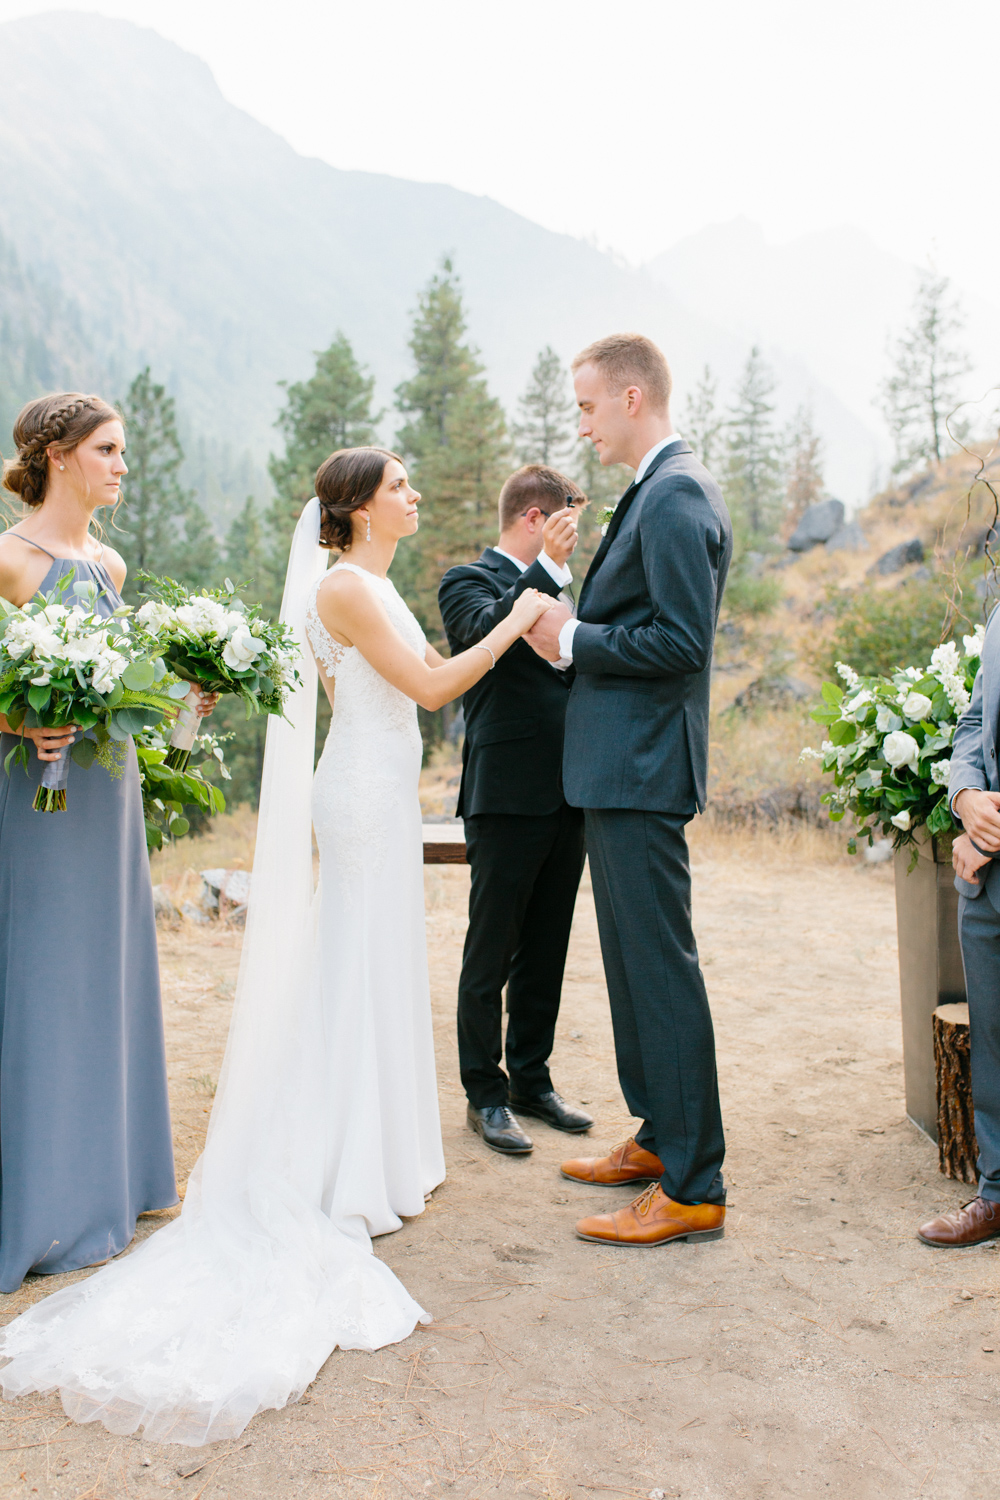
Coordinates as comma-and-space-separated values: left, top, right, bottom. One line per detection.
542, 507, 580, 568
525, 600, 573, 661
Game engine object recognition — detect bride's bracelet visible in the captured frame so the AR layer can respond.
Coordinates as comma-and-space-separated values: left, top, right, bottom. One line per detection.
471, 643, 496, 670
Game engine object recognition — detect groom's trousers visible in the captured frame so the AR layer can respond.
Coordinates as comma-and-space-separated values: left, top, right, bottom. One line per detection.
458, 806, 585, 1108
584, 807, 726, 1206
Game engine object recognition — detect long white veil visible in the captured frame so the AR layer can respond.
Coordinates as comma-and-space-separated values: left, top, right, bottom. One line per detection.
0, 499, 429, 1446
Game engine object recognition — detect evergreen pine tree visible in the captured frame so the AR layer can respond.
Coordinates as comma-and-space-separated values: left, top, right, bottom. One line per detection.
513, 346, 575, 464
268, 331, 380, 546
724, 346, 783, 542
783, 405, 825, 528
112, 368, 219, 599
879, 268, 972, 475
682, 365, 723, 471
394, 259, 509, 640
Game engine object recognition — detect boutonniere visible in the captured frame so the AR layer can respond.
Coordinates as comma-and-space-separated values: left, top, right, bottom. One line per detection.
598, 505, 617, 536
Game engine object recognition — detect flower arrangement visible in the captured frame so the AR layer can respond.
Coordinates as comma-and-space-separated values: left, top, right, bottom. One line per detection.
135, 575, 301, 770
0, 576, 188, 811
801, 628, 983, 856
597, 504, 617, 536
137, 725, 230, 851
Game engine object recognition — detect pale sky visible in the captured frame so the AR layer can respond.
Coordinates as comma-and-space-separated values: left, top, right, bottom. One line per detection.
2, 0, 997, 302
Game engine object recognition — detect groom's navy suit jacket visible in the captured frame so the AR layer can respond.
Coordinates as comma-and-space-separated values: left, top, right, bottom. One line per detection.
563, 441, 733, 815
950, 603, 1000, 908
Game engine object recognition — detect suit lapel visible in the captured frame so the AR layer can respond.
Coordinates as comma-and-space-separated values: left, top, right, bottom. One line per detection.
481, 548, 520, 590
984, 606, 1000, 778
579, 441, 691, 608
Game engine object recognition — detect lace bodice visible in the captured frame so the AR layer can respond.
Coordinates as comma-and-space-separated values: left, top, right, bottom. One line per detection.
305, 560, 425, 754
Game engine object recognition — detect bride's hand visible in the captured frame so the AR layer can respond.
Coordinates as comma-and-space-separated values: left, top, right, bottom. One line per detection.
509, 588, 557, 633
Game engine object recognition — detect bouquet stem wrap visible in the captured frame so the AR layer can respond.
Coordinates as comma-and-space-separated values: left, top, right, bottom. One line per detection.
166, 687, 201, 771
33, 734, 77, 813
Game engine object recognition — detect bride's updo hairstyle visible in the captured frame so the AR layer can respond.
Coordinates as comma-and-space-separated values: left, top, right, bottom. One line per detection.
315, 446, 404, 552
3, 392, 121, 510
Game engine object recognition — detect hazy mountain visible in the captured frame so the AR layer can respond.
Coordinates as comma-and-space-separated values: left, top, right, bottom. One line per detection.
0, 11, 881, 513
647, 218, 1000, 478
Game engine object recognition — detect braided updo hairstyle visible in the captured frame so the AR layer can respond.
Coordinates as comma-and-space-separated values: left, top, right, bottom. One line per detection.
314, 447, 403, 551
2, 392, 121, 510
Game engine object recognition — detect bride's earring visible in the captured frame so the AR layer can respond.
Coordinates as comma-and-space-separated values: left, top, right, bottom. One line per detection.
366, 515, 371, 543
58, 463, 65, 471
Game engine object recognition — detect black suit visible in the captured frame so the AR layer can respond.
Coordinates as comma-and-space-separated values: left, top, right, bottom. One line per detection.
438, 549, 586, 1107
564, 442, 733, 1205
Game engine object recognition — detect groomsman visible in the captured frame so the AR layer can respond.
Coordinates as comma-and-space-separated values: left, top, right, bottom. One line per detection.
921, 608, 1000, 1246
439, 465, 593, 1155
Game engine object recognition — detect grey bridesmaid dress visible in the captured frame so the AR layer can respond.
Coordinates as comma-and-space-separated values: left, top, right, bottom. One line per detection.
0, 546, 177, 1293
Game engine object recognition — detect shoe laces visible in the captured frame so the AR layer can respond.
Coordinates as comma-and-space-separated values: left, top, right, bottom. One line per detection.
610, 1137, 636, 1170
632, 1182, 659, 1217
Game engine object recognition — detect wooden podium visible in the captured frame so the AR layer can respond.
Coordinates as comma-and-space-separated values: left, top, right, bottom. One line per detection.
422, 823, 467, 865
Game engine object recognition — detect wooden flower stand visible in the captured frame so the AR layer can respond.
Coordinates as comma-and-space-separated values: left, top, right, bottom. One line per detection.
893, 829, 966, 1140
933, 1002, 979, 1185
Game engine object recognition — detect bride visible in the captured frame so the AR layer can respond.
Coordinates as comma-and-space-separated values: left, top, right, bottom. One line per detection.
0, 447, 555, 1446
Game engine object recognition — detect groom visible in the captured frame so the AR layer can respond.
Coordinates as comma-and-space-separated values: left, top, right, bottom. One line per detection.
526, 333, 733, 1246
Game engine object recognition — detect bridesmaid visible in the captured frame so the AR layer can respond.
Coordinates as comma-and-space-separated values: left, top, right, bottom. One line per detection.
0, 393, 208, 1293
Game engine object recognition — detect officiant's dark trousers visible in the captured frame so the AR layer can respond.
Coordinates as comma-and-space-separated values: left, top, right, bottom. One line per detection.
458, 806, 585, 1108
584, 808, 726, 1206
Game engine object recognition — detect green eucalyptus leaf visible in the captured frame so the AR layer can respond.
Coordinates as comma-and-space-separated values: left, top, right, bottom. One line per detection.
169, 816, 190, 837
26, 684, 51, 713
122, 661, 155, 691
71, 737, 98, 769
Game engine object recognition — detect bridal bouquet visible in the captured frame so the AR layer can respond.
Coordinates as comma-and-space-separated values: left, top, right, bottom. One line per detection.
801, 627, 983, 858
0, 577, 188, 811
135, 575, 302, 770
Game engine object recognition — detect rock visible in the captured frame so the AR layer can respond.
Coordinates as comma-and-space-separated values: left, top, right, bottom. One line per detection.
863, 838, 893, 865
826, 521, 868, 553
199, 867, 251, 916
732, 675, 811, 710
907, 565, 932, 583
227, 903, 248, 929
181, 901, 210, 926
870, 538, 925, 576
151, 884, 181, 927
787, 499, 845, 552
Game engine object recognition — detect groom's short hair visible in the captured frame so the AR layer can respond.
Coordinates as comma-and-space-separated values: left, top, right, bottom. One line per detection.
572, 333, 672, 413
498, 465, 584, 531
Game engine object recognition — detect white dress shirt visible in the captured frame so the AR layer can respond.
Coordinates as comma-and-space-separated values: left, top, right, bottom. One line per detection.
493, 545, 573, 590
555, 434, 683, 667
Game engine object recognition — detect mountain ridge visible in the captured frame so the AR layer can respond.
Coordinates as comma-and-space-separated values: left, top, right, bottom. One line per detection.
1, 10, 881, 509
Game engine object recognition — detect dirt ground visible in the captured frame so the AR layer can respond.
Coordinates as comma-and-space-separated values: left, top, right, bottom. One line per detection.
2, 824, 999, 1500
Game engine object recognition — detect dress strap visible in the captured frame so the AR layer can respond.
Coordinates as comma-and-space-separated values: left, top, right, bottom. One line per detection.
333, 561, 383, 582
6, 534, 57, 561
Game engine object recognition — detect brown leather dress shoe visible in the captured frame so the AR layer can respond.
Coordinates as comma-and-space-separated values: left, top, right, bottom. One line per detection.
917, 1196, 1000, 1247
576, 1183, 725, 1246
561, 1136, 664, 1186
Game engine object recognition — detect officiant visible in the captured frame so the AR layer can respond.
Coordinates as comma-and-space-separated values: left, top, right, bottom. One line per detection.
438, 465, 592, 1154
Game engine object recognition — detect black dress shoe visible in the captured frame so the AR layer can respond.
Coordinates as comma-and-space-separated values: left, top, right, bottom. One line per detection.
467, 1104, 534, 1155
508, 1090, 593, 1134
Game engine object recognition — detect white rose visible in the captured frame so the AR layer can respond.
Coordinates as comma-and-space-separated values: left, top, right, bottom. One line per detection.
900, 691, 933, 722
136, 600, 176, 632
883, 730, 920, 772
64, 632, 108, 666
29, 672, 51, 686
39, 604, 68, 623
30, 627, 64, 658
890, 809, 912, 831
964, 626, 986, 658
222, 623, 266, 670
929, 759, 951, 786
876, 705, 902, 733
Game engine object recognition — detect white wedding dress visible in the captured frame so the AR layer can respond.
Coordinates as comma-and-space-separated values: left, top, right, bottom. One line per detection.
0, 502, 445, 1446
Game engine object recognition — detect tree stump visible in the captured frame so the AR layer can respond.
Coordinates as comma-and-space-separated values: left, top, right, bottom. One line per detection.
933, 1003, 978, 1185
